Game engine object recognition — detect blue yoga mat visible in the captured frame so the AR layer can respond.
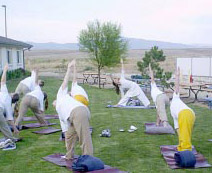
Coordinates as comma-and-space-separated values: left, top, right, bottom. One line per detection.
106, 105, 155, 109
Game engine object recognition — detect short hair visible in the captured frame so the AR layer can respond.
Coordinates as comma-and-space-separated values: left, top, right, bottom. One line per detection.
12, 93, 19, 103
39, 80, 45, 87
112, 81, 120, 95
43, 92, 48, 100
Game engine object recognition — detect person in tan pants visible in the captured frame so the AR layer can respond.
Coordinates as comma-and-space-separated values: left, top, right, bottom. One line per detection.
53, 60, 93, 160
15, 69, 48, 126
149, 64, 170, 127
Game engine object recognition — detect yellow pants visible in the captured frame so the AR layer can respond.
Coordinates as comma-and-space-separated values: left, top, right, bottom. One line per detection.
177, 109, 195, 151
74, 95, 89, 106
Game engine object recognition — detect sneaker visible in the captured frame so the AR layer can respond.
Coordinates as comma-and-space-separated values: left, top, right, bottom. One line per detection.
3, 143, 16, 151
0, 139, 12, 149
100, 129, 111, 137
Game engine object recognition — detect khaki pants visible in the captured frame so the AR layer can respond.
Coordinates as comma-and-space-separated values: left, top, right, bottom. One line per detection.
65, 106, 93, 159
0, 108, 15, 141
156, 93, 169, 122
15, 95, 46, 125
15, 83, 30, 96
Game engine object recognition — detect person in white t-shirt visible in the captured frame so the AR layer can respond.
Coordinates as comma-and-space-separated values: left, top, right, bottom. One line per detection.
170, 67, 195, 151
15, 69, 48, 126
0, 64, 19, 150
149, 64, 169, 127
53, 60, 93, 160
70, 60, 89, 106
111, 59, 150, 107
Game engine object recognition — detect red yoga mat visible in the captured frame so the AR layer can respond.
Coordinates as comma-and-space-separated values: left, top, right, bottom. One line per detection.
43, 153, 127, 173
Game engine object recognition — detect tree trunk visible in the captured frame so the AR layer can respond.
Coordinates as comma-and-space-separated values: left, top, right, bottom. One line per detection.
98, 66, 101, 88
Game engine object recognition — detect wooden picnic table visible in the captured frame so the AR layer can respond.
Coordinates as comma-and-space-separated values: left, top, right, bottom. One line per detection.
83, 73, 107, 85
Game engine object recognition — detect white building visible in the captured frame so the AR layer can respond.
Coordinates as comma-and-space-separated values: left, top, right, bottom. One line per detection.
0, 36, 32, 72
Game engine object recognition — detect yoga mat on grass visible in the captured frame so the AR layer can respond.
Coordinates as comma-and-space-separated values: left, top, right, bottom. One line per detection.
106, 105, 155, 109
145, 122, 175, 135
160, 145, 211, 169
32, 128, 61, 134
23, 115, 59, 121
22, 123, 57, 129
43, 153, 127, 173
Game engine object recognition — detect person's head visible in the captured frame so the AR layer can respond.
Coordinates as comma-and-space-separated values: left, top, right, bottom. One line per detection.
11, 93, 19, 104
39, 80, 44, 87
43, 92, 48, 110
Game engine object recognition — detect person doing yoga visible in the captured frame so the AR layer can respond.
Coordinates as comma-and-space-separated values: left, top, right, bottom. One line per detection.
170, 67, 195, 151
53, 60, 93, 160
149, 64, 169, 127
0, 64, 19, 150
111, 59, 150, 107
15, 69, 48, 126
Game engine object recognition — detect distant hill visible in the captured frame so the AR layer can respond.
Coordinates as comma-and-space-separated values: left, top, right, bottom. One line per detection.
28, 38, 208, 50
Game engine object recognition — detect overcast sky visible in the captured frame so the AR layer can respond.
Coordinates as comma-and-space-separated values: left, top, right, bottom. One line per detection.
0, 0, 212, 44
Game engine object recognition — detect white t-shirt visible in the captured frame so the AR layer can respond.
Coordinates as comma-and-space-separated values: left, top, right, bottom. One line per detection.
20, 70, 36, 91
119, 70, 142, 98
170, 92, 194, 129
56, 86, 88, 132
151, 82, 163, 103
71, 82, 89, 101
0, 84, 13, 121
27, 85, 44, 111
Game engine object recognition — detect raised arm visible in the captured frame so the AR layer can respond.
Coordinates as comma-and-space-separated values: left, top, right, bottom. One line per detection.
1, 64, 8, 85
120, 58, 125, 78
62, 60, 75, 90
175, 67, 180, 94
34, 69, 39, 85
73, 59, 77, 83
149, 64, 155, 83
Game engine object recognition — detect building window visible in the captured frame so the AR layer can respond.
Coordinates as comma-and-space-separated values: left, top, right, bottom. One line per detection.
17, 51, 21, 64
7, 50, 12, 64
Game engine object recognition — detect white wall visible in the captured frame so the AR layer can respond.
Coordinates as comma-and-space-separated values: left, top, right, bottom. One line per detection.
177, 57, 212, 77
0, 46, 24, 72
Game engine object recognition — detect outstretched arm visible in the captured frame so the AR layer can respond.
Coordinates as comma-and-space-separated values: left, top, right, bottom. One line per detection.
1, 64, 8, 85
34, 68, 39, 85
73, 59, 77, 83
62, 60, 75, 90
121, 58, 124, 76
175, 67, 180, 94
149, 64, 155, 83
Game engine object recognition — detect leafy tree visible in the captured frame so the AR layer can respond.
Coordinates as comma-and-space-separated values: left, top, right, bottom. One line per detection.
78, 20, 128, 88
137, 46, 173, 88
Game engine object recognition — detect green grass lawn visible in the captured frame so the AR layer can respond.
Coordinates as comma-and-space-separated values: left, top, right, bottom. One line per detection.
0, 77, 212, 173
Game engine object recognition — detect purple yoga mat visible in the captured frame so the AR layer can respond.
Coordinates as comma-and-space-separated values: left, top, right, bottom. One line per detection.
33, 128, 61, 134
22, 123, 57, 129
23, 115, 59, 121
42, 153, 127, 173
160, 145, 211, 169
145, 122, 175, 135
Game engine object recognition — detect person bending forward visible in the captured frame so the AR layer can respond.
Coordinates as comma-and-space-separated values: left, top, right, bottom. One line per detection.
111, 59, 150, 107
0, 64, 19, 150
149, 64, 169, 127
170, 67, 195, 151
53, 60, 93, 159
15, 69, 47, 126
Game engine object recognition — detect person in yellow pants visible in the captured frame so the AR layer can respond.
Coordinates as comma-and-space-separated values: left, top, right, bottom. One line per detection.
170, 67, 195, 151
